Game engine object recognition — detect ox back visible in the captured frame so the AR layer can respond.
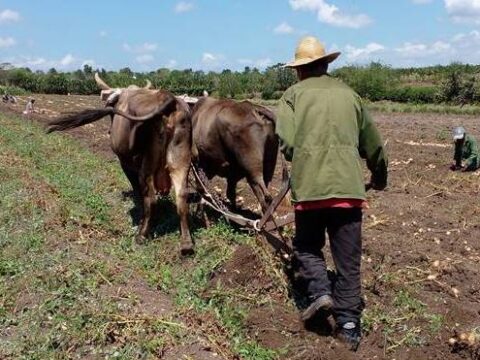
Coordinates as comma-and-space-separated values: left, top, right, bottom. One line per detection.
192, 97, 278, 213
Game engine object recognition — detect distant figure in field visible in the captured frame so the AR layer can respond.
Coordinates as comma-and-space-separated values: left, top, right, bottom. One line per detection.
2, 93, 17, 104
450, 126, 479, 172
23, 98, 35, 115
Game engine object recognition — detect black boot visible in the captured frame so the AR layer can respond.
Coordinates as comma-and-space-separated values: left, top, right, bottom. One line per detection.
301, 294, 333, 322
336, 321, 361, 352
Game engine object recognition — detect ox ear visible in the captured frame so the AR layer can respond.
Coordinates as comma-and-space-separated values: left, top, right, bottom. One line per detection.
100, 90, 114, 102
101, 89, 123, 106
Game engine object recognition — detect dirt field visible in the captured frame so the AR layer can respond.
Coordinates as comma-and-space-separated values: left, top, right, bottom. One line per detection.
1, 94, 480, 359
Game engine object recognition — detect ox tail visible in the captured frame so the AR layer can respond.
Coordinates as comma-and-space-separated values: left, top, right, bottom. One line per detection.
255, 105, 278, 188
47, 97, 176, 133
46, 108, 114, 133
263, 133, 279, 187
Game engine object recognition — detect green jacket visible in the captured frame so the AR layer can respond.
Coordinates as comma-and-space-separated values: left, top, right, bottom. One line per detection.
276, 75, 388, 203
454, 134, 479, 170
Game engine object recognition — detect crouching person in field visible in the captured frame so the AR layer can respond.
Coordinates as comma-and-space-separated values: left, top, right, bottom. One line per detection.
450, 126, 479, 172
23, 98, 35, 115
277, 36, 388, 351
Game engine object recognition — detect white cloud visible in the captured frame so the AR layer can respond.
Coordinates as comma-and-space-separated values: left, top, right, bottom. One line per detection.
255, 58, 273, 68
289, 0, 371, 28
82, 59, 96, 67
395, 41, 453, 58
165, 59, 178, 69
8, 56, 46, 68
201, 52, 227, 70
59, 54, 75, 66
237, 58, 253, 65
23, 57, 47, 67
0, 36, 15, 48
274, 22, 295, 34
10, 54, 84, 70
123, 42, 158, 54
445, 0, 480, 23
175, 1, 194, 13
0, 9, 20, 24
237, 57, 273, 69
345, 42, 385, 61
136, 54, 154, 64
202, 52, 218, 63
452, 29, 480, 46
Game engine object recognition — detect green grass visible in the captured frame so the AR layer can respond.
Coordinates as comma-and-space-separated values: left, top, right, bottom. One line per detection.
363, 288, 445, 353
0, 112, 280, 359
367, 100, 480, 115
253, 98, 480, 115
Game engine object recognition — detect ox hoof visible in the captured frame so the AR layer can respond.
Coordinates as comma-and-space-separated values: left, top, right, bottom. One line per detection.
180, 244, 195, 256
135, 235, 148, 245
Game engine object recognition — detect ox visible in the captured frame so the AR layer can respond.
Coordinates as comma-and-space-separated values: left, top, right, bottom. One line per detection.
191, 97, 278, 213
47, 74, 194, 254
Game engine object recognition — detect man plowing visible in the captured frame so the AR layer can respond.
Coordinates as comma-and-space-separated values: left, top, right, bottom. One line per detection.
277, 36, 388, 351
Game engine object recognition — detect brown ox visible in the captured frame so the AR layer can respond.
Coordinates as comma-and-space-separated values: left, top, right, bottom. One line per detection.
47, 74, 194, 254
192, 97, 278, 212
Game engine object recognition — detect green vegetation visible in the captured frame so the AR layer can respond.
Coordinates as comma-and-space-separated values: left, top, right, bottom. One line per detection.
0, 111, 282, 359
2, 61, 480, 105
363, 282, 445, 353
0, 108, 465, 358
367, 101, 480, 115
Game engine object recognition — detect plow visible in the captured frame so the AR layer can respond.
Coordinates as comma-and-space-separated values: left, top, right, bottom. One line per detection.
190, 156, 295, 259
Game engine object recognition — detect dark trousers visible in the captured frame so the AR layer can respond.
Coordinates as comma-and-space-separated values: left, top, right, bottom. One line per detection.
293, 207, 363, 324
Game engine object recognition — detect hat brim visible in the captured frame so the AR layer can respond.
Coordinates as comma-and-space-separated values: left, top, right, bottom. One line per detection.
453, 134, 465, 140
284, 51, 341, 68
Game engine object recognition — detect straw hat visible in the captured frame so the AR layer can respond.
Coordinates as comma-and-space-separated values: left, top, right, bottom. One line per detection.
286, 36, 341, 68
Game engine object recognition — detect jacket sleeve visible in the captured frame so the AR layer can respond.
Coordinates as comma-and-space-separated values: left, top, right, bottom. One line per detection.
276, 92, 295, 162
464, 137, 478, 170
358, 103, 388, 189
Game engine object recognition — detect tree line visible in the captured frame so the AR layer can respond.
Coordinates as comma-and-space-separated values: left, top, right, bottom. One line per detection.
1, 62, 480, 104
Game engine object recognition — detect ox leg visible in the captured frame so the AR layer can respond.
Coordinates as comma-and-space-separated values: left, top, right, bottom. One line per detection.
193, 175, 211, 228
136, 174, 156, 244
120, 159, 141, 199
247, 176, 273, 214
227, 176, 238, 210
171, 167, 194, 255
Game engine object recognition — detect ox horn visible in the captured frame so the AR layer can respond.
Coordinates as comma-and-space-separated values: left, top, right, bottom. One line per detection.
94, 72, 111, 90
144, 79, 153, 89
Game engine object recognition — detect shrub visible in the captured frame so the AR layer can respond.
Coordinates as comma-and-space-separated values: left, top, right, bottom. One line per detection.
387, 86, 438, 104
0, 85, 28, 96
333, 63, 399, 101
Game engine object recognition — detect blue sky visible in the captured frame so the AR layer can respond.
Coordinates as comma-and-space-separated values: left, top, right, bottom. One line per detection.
1, 0, 480, 71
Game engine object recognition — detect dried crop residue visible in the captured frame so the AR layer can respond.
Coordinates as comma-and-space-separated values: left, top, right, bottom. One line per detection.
162, 344, 225, 360
248, 306, 360, 359
6, 95, 480, 359
99, 276, 172, 317
245, 305, 303, 349
207, 245, 271, 291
